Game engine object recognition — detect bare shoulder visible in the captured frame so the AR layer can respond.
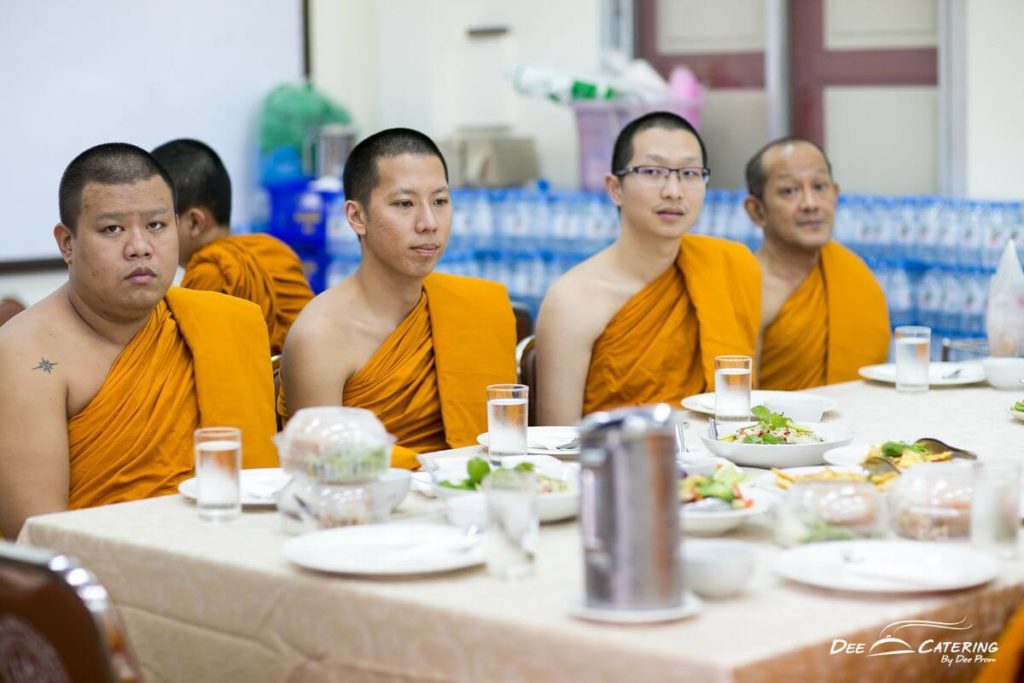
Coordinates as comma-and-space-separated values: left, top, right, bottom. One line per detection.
538, 250, 623, 344
0, 295, 74, 405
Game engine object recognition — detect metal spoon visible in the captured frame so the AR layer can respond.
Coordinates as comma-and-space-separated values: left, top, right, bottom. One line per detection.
913, 437, 977, 460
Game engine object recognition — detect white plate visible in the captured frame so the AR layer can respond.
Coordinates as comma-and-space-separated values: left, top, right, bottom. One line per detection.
681, 390, 838, 417
858, 361, 986, 386
752, 465, 868, 493
568, 591, 702, 624
178, 468, 289, 507
477, 426, 579, 457
1010, 408, 1024, 423
680, 488, 777, 535
699, 423, 855, 468
822, 444, 877, 468
777, 540, 1000, 593
282, 523, 484, 576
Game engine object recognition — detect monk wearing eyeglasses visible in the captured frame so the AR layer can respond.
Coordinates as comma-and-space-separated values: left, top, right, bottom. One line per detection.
743, 138, 889, 390
0, 143, 277, 538
535, 112, 761, 424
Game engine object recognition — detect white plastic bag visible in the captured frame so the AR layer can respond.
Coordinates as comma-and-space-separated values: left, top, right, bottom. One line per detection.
986, 241, 1024, 356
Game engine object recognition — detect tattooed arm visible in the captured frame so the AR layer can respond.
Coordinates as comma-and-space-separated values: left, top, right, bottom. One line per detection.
0, 336, 70, 538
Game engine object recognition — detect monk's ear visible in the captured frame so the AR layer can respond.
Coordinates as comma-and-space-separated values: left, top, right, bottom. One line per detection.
53, 223, 74, 263
183, 208, 209, 238
344, 199, 367, 238
743, 195, 767, 227
604, 173, 623, 208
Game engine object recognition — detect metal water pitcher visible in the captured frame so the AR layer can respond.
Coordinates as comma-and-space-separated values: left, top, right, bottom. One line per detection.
578, 404, 682, 610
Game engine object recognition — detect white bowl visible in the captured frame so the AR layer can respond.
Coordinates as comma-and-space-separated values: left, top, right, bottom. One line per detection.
436, 461, 580, 524
680, 539, 758, 598
446, 492, 487, 530
377, 468, 412, 511
763, 394, 825, 423
699, 423, 855, 468
983, 357, 1024, 390
678, 452, 718, 477
680, 488, 776, 535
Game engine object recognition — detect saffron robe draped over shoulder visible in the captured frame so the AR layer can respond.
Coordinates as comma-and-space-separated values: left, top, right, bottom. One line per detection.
277, 274, 517, 470
67, 288, 278, 509
582, 235, 761, 416
759, 241, 890, 390
181, 234, 314, 355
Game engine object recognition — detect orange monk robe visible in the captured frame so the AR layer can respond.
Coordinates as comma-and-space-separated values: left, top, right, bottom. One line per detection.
277, 274, 518, 470
582, 235, 761, 415
759, 241, 890, 390
976, 604, 1024, 683
181, 233, 314, 355
67, 288, 278, 509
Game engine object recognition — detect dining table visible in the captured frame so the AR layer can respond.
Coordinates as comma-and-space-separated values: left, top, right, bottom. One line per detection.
19, 374, 1024, 683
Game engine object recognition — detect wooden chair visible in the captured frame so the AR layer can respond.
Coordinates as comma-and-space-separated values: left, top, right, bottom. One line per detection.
0, 541, 143, 682
511, 302, 534, 344
516, 335, 538, 426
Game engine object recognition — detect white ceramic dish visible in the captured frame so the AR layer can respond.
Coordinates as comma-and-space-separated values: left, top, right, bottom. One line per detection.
681, 390, 838, 417
680, 488, 776, 535
476, 426, 580, 457
983, 357, 1024, 389
178, 468, 288, 507
857, 361, 986, 386
763, 394, 826, 423
822, 444, 878, 468
281, 523, 484, 575
681, 539, 758, 598
752, 465, 868, 493
568, 592, 702, 624
699, 423, 855, 468
776, 540, 1000, 593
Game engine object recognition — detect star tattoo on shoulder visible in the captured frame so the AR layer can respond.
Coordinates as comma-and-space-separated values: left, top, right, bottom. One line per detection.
33, 358, 57, 374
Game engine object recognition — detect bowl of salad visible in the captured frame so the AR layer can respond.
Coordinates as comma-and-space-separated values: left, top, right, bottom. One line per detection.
427, 456, 579, 523
1011, 399, 1024, 423
678, 463, 776, 535
699, 406, 855, 468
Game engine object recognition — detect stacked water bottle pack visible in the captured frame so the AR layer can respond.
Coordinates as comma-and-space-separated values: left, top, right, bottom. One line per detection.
266, 184, 1024, 351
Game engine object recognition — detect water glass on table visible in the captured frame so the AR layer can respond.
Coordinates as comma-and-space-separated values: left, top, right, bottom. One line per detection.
894, 326, 930, 393
194, 426, 242, 521
714, 355, 752, 427
971, 459, 1021, 558
483, 468, 538, 580
486, 383, 528, 458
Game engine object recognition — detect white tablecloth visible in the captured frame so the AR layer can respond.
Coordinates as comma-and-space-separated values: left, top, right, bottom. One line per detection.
21, 378, 1024, 682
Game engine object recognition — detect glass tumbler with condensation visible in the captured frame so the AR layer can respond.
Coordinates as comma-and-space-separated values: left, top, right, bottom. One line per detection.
194, 426, 242, 521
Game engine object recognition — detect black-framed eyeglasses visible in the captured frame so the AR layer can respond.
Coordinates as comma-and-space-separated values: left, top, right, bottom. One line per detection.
614, 165, 711, 187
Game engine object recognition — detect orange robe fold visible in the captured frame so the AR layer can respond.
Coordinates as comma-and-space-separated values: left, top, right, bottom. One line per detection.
67, 288, 277, 509
759, 241, 890, 390
181, 233, 314, 355
279, 274, 517, 470
583, 234, 761, 415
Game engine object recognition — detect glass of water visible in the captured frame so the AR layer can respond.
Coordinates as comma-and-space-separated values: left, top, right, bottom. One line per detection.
194, 426, 242, 521
971, 459, 1021, 558
483, 468, 538, 580
486, 384, 528, 458
714, 355, 752, 426
894, 326, 930, 393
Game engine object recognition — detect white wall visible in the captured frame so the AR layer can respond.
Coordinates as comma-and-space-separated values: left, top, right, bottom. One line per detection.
964, 0, 1024, 200
310, 0, 602, 187
0, 0, 303, 263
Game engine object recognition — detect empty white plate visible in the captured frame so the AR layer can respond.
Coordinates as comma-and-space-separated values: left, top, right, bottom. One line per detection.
681, 390, 838, 417
568, 591, 702, 624
282, 523, 484, 576
477, 426, 579, 457
777, 540, 999, 593
178, 468, 289, 507
858, 362, 986, 386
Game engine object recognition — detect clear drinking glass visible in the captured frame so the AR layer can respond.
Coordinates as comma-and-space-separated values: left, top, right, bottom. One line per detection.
714, 355, 752, 425
894, 326, 930, 393
194, 426, 242, 521
483, 468, 538, 580
486, 384, 529, 458
971, 459, 1021, 558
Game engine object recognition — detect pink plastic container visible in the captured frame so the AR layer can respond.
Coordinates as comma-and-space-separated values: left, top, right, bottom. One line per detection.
574, 98, 704, 192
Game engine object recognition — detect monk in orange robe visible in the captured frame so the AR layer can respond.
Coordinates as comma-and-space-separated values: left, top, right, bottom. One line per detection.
744, 137, 890, 390
976, 605, 1024, 683
153, 139, 314, 354
280, 129, 517, 470
536, 112, 760, 424
0, 143, 278, 538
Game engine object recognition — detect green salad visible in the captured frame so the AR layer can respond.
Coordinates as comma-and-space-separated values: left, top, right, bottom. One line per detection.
1013, 400, 1024, 413
720, 405, 823, 445
678, 464, 752, 509
438, 457, 570, 493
